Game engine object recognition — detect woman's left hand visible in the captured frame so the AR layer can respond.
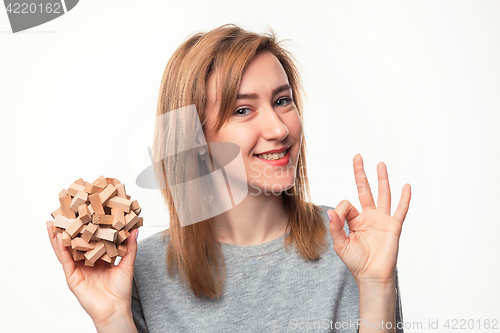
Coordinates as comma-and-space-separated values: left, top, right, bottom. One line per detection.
328, 154, 411, 288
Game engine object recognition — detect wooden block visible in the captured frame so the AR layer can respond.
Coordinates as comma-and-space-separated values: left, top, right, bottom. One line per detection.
124, 211, 139, 231
92, 214, 114, 226
71, 237, 95, 251
131, 200, 140, 211
92, 175, 105, 185
51, 226, 63, 234
106, 196, 132, 213
58, 188, 69, 197
115, 184, 127, 198
66, 217, 84, 238
104, 206, 112, 215
117, 243, 128, 257
126, 195, 131, 200
99, 184, 118, 205
62, 231, 72, 247
81, 223, 98, 243
68, 183, 85, 196
104, 240, 118, 257
93, 175, 108, 188
116, 229, 129, 244
106, 178, 116, 186
59, 195, 76, 219
89, 193, 105, 215
70, 191, 88, 212
131, 198, 141, 215
72, 249, 85, 261
53, 215, 74, 229
74, 178, 85, 186
111, 212, 125, 231
51, 206, 62, 218
111, 208, 125, 231
100, 252, 116, 264
84, 240, 106, 263
88, 203, 94, 215
84, 258, 94, 267
94, 228, 117, 242
84, 182, 104, 195
131, 217, 143, 230
78, 204, 91, 223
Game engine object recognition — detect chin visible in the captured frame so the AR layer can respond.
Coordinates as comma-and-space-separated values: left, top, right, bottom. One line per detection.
247, 178, 296, 196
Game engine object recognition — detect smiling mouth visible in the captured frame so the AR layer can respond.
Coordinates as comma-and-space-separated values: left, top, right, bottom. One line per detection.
254, 147, 289, 161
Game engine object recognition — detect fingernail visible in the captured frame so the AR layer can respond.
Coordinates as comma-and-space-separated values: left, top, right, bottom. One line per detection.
327, 211, 332, 222
135, 229, 139, 240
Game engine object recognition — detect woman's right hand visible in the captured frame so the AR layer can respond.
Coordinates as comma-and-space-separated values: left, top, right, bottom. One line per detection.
46, 220, 139, 332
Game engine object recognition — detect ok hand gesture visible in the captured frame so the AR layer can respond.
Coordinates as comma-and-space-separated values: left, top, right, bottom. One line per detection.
328, 154, 411, 288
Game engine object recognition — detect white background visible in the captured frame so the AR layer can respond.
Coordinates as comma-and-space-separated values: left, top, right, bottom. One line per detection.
1, 1, 499, 332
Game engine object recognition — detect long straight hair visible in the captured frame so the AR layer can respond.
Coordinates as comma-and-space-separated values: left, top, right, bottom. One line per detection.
153, 24, 328, 298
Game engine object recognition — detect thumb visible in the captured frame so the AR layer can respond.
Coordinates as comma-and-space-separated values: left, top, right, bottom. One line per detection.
118, 229, 139, 272
327, 209, 348, 250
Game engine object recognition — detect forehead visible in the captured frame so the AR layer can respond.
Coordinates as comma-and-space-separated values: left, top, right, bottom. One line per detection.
239, 51, 289, 90
207, 51, 288, 98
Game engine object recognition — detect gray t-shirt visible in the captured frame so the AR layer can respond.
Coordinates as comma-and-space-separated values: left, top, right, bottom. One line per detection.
131, 205, 404, 332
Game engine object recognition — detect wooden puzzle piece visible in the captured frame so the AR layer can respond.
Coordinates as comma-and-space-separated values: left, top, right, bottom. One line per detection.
51, 176, 143, 266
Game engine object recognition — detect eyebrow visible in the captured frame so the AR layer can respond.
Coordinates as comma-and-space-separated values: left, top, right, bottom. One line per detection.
236, 84, 291, 100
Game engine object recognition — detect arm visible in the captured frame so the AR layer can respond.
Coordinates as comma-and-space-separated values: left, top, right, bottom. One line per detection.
327, 154, 411, 332
357, 282, 397, 332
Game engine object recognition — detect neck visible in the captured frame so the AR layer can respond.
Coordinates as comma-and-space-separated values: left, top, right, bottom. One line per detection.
213, 189, 288, 246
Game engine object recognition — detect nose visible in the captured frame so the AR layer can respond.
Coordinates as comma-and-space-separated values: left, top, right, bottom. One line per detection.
259, 105, 289, 141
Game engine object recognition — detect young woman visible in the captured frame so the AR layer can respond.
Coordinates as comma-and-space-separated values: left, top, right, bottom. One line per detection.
47, 24, 411, 332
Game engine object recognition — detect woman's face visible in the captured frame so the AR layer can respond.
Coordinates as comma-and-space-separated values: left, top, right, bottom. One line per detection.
204, 51, 303, 195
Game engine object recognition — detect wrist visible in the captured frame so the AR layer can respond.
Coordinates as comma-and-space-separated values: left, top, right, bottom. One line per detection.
94, 308, 137, 333
357, 281, 397, 332
356, 275, 396, 292
358, 281, 397, 308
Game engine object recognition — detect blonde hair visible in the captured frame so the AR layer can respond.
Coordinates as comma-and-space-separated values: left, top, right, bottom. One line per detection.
153, 24, 328, 298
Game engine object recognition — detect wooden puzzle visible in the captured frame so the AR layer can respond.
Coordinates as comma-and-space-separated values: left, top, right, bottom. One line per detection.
51, 176, 143, 266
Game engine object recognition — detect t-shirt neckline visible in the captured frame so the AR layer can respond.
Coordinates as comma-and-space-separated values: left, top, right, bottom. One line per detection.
219, 229, 291, 258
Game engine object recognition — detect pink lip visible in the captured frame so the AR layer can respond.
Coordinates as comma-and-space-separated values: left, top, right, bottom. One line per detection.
254, 146, 290, 155
254, 147, 290, 166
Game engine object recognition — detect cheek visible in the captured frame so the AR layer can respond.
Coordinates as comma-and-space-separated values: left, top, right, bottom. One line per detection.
218, 127, 258, 156
286, 113, 303, 141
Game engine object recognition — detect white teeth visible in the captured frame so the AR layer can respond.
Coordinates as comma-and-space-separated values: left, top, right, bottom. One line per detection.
256, 149, 288, 160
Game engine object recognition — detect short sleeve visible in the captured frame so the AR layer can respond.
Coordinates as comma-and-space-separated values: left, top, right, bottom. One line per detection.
131, 276, 149, 333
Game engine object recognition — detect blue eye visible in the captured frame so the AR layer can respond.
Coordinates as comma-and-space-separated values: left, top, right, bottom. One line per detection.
275, 97, 293, 107
234, 107, 251, 116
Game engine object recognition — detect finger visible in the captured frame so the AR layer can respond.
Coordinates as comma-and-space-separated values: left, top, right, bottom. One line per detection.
353, 154, 376, 209
327, 209, 348, 250
118, 229, 139, 274
56, 231, 76, 281
334, 200, 360, 224
376, 162, 391, 215
46, 220, 63, 264
393, 183, 411, 224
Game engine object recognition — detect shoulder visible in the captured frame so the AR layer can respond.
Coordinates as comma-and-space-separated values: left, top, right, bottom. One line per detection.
134, 229, 170, 270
